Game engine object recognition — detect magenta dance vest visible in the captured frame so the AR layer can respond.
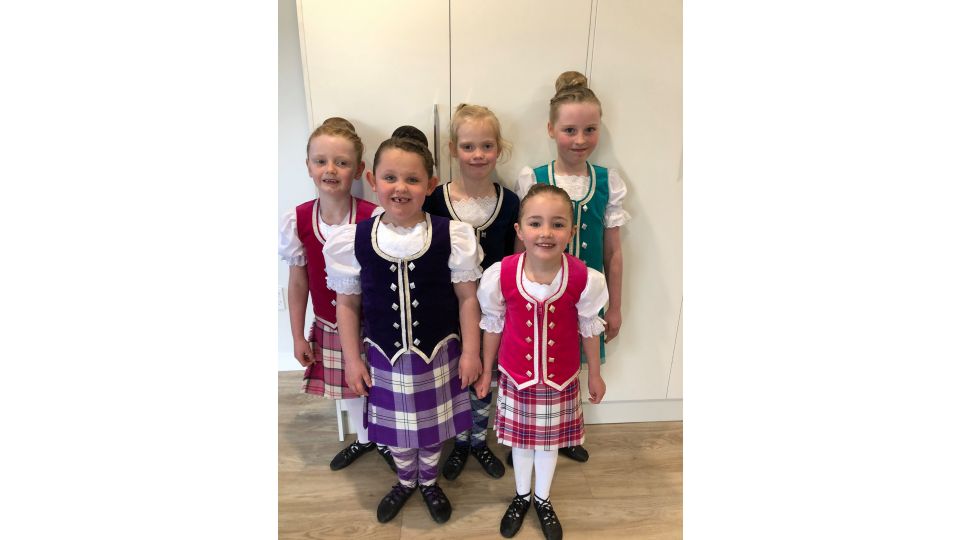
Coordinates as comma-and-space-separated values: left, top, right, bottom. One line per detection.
498, 252, 588, 391
295, 196, 377, 328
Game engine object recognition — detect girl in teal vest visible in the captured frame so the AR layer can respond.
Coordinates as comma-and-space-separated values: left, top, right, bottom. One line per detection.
515, 70, 631, 464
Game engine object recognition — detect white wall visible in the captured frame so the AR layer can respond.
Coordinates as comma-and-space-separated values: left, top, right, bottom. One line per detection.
278, 0, 311, 370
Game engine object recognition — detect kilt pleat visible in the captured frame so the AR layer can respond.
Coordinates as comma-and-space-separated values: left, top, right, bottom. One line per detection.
494, 373, 584, 450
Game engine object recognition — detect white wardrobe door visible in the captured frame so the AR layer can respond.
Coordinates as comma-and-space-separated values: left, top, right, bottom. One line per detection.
590, 0, 683, 401
449, 0, 593, 186
297, 0, 452, 194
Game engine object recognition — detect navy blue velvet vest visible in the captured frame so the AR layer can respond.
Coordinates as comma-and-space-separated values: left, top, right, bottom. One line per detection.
422, 182, 519, 270
355, 213, 460, 364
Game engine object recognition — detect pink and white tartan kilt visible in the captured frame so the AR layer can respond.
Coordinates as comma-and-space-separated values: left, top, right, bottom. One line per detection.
494, 373, 584, 451
301, 318, 363, 399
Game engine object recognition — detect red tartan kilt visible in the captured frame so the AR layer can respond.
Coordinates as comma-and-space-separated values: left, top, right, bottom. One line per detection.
301, 319, 362, 399
494, 373, 584, 450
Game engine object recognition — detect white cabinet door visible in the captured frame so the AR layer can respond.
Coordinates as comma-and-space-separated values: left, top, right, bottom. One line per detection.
449, 0, 593, 186
589, 0, 683, 402
297, 0, 452, 195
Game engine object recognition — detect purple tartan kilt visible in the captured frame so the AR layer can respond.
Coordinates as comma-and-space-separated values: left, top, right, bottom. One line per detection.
301, 319, 362, 400
494, 373, 585, 450
365, 338, 472, 449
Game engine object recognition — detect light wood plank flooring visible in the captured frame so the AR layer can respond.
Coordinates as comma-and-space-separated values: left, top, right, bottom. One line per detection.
279, 371, 682, 539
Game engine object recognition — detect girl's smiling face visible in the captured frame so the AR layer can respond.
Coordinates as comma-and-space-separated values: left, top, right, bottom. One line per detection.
515, 192, 574, 262
548, 102, 601, 169
366, 148, 438, 228
452, 118, 499, 182
306, 134, 363, 198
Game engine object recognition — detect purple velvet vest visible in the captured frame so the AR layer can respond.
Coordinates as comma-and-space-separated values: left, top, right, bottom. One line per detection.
295, 197, 377, 327
355, 213, 460, 364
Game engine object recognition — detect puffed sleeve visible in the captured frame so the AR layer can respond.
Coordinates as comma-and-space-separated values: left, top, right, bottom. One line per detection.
515, 166, 536, 200
321, 224, 362, 295
448, 220, 484, 283
604, 168, 632, 228
278, 209, 305, 266
577, 268, 610, 337
477, 262, 505, 333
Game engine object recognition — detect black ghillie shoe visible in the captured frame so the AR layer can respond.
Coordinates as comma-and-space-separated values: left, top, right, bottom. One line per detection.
442, 445, 469, 480
499, 492, 531, 537
471, 444, 505, 478
534, 497, 563, 540
329, 440, 375, 470
376, 482, 416, 523
419, 483, 453, 524
558, 444, 589, 462
377, 445, 398, 473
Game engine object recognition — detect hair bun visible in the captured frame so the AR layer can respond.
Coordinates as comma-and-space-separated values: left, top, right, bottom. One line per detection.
555, 70, 589, 93
391, 125, 429, 147
321, 116, 357, 134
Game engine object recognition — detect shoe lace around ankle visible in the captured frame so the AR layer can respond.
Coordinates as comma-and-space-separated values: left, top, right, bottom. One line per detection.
420, 484, 448, 506
473, 446, 497, 465
537, 499, 559, 526
344, 441, 367, 457
506, 494, 529, 518
448, 447, 468, 466
386, 483, 413, 503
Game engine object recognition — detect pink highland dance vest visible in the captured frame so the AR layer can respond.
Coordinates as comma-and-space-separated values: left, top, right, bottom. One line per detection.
295, 196, 377, 328
498, 252, 588, 391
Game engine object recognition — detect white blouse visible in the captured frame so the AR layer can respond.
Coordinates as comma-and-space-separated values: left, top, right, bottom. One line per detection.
278, 204, 384, 266
477, 260, 608, 337
450, 195, 498, 228
516, 165, 631, 228
323, 217, 485, 295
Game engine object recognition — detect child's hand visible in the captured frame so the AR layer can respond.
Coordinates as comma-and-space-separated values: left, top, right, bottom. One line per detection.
603, 307, 622, 343
345, 357, 371, 397
474, 371, 492, 399
587, 372, 606, 404
458, 352, 481, 390
294, 337, 315, 367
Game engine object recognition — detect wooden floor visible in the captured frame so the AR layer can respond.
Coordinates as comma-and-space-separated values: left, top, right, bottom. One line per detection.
279, 371, 682, 539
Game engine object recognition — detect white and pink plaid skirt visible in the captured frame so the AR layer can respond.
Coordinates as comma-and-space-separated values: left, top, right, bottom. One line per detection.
301, 318, 362, 399
494, 373, 584, 450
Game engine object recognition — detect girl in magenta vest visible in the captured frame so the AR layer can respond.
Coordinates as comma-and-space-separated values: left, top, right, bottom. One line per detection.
476, 184, 608, 540
515, 70, 630, 464
324, 126, 482, 525
279, 117, 395, 472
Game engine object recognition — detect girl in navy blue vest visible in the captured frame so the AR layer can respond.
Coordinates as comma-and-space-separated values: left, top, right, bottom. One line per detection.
324, 127, 483, 525
476, 184, 608, 540
423, 104, 519, 481
279, 117, 394, 472
515, 70, 631, 464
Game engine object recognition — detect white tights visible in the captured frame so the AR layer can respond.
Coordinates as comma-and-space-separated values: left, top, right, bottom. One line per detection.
511, 448, 559, 501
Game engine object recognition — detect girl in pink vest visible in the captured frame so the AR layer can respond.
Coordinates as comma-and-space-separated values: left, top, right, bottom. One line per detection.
279, 117, 395, 472
476, 184, 608, 540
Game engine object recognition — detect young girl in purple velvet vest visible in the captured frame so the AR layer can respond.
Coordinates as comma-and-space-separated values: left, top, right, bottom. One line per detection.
279, 117, 395, 473
476, 184, 608, 540
324, 126, 482, 525
423, 104, 519, 481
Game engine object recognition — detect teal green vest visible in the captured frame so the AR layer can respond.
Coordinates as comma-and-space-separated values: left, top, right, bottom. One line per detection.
533, 161, 610, 363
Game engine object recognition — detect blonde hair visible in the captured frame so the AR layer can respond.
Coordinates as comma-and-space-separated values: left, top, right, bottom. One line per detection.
549, 71, 603, 123
306, 116, 364, 164
450, 103, 512, 162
